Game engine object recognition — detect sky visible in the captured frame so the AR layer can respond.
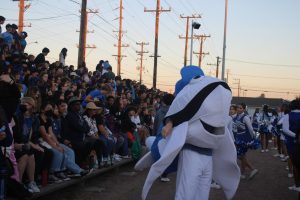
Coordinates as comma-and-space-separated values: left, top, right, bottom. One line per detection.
1, 0, 300, 99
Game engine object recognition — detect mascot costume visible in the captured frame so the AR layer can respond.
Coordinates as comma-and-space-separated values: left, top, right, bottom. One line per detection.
135, 65, 240, 200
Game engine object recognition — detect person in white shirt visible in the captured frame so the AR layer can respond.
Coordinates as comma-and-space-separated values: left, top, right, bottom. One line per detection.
59, 48, 67, 67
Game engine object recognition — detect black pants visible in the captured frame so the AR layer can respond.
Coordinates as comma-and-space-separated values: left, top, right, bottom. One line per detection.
34, 146, 53, 180
71, 137, 104, 166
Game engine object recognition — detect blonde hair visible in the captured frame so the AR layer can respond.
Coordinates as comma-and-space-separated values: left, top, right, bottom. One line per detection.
21, 97, 36, 108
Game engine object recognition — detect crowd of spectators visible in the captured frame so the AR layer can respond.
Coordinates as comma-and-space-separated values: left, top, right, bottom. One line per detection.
0, 15, 174, 199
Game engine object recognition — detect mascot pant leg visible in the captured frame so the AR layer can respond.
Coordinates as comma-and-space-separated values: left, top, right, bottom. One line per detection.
175, 149, 212, 200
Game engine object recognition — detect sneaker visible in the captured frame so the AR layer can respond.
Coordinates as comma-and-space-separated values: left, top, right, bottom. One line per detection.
288, 185, 296, 190
27, 181, 40, 193
261, 150, 265, 153
99, 161, 110, 168
80, 169, 92, 177
121, 155, 131, 159
68, 173, 82, 178
248, 169, 258, 180
288, 173, 294, 178
113, 154, 122, 162
280, 154, 285, 158
288, 185, 300, 191
273, 153, 280, 157
281, 156, 289, 162
211, 182, 221, 189
240, 174, 246, 179
285, 166, 289, 171
265, 149, 269, 152
160, 177, 170, 182
56, 172, 71, 181
48, 174, 63, 184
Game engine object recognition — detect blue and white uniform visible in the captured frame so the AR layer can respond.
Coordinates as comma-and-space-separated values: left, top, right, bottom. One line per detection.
252, 112, 260, 133
232, 113, 255, 156
282, 110, 300, 155
270, 115, 280, 137
259, 112, 272, 135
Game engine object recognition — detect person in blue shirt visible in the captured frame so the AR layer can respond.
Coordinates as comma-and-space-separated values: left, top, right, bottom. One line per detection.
1, 24, 13, 50
20, 32, 27, 52
82, 83, 112, 107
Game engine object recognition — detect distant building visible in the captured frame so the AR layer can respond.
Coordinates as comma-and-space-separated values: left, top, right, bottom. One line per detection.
231, 96, 288, 116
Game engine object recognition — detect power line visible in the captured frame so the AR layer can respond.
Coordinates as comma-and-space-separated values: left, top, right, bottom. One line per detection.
68, 0, 80, 5
226, 58, 300, 68
230, 87, 300, 95
231, 73, 300, 81
7, 14, 77, 21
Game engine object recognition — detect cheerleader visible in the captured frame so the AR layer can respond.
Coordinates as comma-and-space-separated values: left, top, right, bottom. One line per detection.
259, 105, 272, 152
252, 108, 260, 135
270, 109, 280, 154
232, 103, 258, 179
282, 99, 300, 191
277, 104, 290, 162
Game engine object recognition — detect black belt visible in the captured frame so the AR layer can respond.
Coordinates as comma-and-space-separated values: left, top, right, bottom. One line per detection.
183, 143, 212, 156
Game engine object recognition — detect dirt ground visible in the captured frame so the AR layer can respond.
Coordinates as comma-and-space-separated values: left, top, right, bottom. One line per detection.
42, 148, 298, 200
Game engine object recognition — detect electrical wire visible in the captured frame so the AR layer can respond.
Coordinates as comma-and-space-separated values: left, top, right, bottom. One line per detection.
226, 58, 300, 68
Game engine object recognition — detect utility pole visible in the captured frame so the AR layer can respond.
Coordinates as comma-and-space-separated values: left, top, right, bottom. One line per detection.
136, 42, 149, 84
207, 56, 221, 78
18, 0, 24, 32
221, 0, 229, 81
238, 79, 241, 97
193, 34, 210, 67
233, 78, 241, 97
77, 0, 98, 68
179, 14, 201, 66
226, 68, 230, 83
113, 0, 129, 76
144, 0, 171, 89
13, 0, 31, 33
77, 0, 87, 68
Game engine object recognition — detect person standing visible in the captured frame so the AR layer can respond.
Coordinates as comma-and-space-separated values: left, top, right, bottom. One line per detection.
0, 16, 5, 34
59, 48, 67, 67
136, 66, 240, 200
1, 24, 13, 50
283, 99, 300, 191
259, 104, 272, 152
34, 48, 50, 67
232, 103, 258, 180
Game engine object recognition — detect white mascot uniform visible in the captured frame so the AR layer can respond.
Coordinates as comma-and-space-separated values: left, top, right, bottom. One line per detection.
135, 68, 240, 200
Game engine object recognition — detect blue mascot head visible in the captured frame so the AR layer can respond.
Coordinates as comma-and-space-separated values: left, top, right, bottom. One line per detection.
174, 65, 205, 96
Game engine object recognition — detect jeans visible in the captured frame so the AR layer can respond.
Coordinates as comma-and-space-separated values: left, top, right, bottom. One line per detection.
116, 133, 129, 156
49, 148, 64, 173
49, 144, 82, 174
61, 144, 82, 174
98, 135, 115, 158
